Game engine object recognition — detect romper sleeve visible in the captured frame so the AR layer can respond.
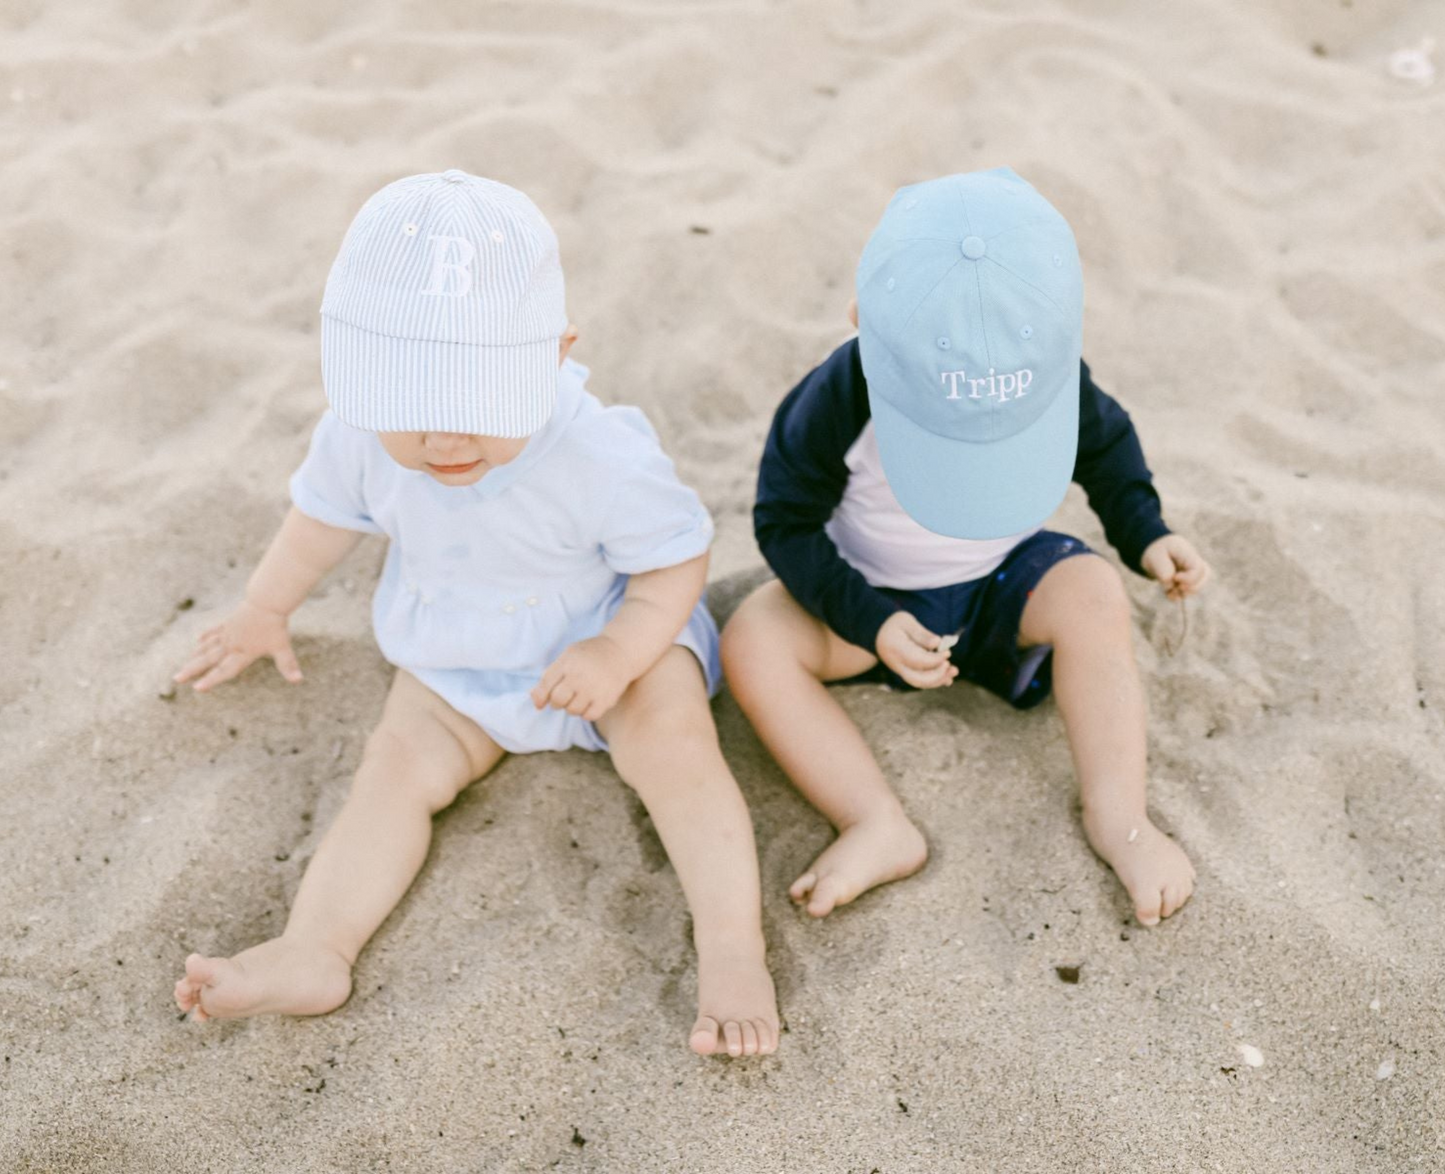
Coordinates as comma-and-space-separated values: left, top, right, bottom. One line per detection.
288, 411, 385, 535
590, 408, 715, 575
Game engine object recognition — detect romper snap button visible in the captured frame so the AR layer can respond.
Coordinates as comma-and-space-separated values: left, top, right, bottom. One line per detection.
503, 603, 517, 615
526, 597, 539, 606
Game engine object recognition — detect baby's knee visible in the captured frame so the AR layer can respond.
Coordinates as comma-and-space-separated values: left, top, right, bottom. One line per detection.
608, 703, 720, 784
354, 724, 470, 814
1052, 557, 1132, 638
721, 583, 811, 677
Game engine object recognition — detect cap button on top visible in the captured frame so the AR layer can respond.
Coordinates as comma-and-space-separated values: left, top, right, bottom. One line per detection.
961, 235, 986, 260
441, 169, 466, 183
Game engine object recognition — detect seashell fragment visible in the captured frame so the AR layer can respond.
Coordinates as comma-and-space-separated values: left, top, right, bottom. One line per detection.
1237, 1043, 1264, 1068
1376, 1057, 1395, 1080
1388, 37, 1436, 85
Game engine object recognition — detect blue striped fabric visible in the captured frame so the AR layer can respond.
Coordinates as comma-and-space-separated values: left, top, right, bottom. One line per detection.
320, 170, 568, 436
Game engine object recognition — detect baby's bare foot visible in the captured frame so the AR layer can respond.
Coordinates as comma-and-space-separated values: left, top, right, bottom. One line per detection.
789, 810, 928, 917
1084, 813, 1195, 927
690, 941, 779, 1058
173, 937, 353, 1021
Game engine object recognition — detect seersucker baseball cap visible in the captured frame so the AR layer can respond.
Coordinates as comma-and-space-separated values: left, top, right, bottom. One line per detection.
856, 167, 1084, 539
320, 169, 567, 436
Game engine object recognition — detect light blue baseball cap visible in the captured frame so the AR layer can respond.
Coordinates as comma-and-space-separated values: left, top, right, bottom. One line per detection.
856, 168, 1083, 539
320, 169, 568, 437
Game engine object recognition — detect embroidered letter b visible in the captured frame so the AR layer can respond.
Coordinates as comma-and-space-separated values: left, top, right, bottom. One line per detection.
420, 234, 476, 297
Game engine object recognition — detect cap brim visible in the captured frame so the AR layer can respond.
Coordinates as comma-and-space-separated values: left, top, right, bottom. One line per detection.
321, 315, 557, 436
869, 366, 1079, 540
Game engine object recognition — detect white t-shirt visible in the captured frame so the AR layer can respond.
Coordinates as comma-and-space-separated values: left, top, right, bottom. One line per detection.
824, 421, 1040, 590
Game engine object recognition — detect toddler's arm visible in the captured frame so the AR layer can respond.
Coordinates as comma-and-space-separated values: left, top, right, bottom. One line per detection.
530, 551, 708, 722
174, 506, 363, 693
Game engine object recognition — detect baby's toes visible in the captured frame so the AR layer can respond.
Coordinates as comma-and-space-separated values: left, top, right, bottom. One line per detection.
754, 1018, 778, 1055
689, 1015, 721, 1056
1133, 888, 1163, 928
174, 976, 198, 1012
1162, 881, 1192, 919
739, 1020, 759, 1056
807, 873, 851, 918
722, 1020, 744, 1057
788, 872, 816, 904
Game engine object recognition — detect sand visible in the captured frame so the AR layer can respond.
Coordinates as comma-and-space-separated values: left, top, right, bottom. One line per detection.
3, 0, 1444, 1170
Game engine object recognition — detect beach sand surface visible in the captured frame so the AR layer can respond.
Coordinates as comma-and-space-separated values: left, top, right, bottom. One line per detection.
2, 1, 1443, 1170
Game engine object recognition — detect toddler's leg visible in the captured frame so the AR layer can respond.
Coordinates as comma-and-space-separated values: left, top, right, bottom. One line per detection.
175, 671, 503, 1020
721, 580, 927, 917
1018, 555, 1195, 926
596, 646, 779, 1058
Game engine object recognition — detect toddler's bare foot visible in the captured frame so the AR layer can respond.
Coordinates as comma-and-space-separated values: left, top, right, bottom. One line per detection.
690, 940, 779, 1057
1084, 812, 1195, 927
173, 936, 353, 1021
789, 810, 928, 917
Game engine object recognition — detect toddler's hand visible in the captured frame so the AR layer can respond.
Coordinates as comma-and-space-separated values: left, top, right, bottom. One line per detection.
173, 600, 303, 693
531, 635, 634, 722
1141, 534, 1211, 601
875, 611, 958, 690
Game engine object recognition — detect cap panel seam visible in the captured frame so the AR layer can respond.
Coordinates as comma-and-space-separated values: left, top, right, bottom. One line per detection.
978, 256, 1070, 318
972, 260, 995, 436
898, 256, 965, 333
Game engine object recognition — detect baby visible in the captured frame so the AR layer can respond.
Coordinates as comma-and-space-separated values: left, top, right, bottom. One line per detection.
172, 170, 778, 1058
722, 168, 1210, 927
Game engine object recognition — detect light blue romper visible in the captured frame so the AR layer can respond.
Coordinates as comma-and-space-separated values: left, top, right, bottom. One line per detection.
289, 359, 720, 753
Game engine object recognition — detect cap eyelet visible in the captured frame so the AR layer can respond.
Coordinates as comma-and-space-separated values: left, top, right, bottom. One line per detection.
402, 223, 419, 236
937, 337, 951, 350
1019, 324, 1033, 339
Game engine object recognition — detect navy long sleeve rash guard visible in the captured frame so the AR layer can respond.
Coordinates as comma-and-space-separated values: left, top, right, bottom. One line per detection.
753, 338, 1172, 652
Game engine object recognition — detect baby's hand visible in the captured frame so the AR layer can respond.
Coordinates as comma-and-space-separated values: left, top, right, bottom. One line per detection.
875, 611, 958, 689
1141, 534, 1212, 601
530, 635, 634, 722
173, 600, 303, 693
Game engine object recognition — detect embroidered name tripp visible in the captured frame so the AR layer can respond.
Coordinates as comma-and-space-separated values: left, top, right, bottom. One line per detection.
940, 367, 1033, 402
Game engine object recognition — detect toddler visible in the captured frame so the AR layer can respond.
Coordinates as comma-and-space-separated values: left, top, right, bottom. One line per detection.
723, 168, 1209, 927
172, 170, 779, 1058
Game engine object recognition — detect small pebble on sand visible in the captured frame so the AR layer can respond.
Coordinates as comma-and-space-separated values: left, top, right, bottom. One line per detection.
1238, 1043, 1264, 1067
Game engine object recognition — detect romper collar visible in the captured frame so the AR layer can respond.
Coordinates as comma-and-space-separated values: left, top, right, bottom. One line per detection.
464, 359, 588, 501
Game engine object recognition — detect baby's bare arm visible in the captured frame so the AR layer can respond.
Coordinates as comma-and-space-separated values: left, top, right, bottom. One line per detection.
175, 507, 364, 692
530, 552, 708, 721
602, 551, 708, 678
247, 507, 365, 616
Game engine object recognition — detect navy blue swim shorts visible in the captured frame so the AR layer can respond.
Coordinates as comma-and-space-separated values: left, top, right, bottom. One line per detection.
838, 530, 1096, 709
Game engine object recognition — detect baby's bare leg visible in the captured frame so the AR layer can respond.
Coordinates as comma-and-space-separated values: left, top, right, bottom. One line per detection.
1018, 554, 1195, 926
596, 646, 779, 1058
721, 581, 927, 917
174, 671, 503, 1020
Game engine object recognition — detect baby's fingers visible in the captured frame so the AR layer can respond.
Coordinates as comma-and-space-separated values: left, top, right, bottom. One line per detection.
899, 660, 958, 690
530, 663, 563, 709
272, 644, 304, 684
174, 647, 223, 685
892, 639, 948, 672
191, 652, 252, 693
1177, 560, 1211, 594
